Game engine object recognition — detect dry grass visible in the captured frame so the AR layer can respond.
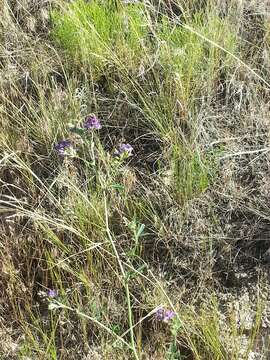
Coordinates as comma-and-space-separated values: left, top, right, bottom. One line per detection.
1, 0, 270, 359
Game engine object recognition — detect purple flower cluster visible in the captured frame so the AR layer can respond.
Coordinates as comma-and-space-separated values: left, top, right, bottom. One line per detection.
54, 140, 72, 156
47, 289, 58, 298
155, 307, 176, 322
114, 143, 133, 157
54, 115, 101, 156
83, 115, 102, 130
54, 116, 136, 162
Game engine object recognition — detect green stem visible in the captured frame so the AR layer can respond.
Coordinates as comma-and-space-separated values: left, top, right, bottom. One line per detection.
103, 192, 140, 360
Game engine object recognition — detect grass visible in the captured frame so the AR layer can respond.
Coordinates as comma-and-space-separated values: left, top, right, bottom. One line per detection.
1, 0, 270, 359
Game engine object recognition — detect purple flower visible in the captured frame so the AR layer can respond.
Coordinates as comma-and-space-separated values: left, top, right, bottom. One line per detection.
84, 115, 102, 130
54, 140, 72, 156
47, 289, 58, 298
114, 143, 134, 157
155, 307, 176, 322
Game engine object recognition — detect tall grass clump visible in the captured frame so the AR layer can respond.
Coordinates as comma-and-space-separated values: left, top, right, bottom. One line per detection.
52, 1, 237, 204
157, 9, 237, 104
51, 0, 149, 75
51, 1, 236, 205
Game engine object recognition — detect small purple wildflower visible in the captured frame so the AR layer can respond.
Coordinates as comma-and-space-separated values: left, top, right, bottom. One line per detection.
54, 140, 72, 156
84, 115, 102, 130
114, 143, 133, 157
47, 289, 58, 298
155, 307, 176, 323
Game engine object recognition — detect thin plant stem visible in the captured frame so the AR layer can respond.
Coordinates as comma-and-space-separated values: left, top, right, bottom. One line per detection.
103, 192, 140, 360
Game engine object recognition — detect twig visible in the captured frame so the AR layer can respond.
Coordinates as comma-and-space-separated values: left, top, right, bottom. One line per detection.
219, 147, 270, 160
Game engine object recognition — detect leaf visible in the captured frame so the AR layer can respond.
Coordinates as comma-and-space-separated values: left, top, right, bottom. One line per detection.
125, 264, 147, 280
48, 302, 62, 311
69, 126, 85, 137
136, 223, 145, 239
110, 183, 125, 191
